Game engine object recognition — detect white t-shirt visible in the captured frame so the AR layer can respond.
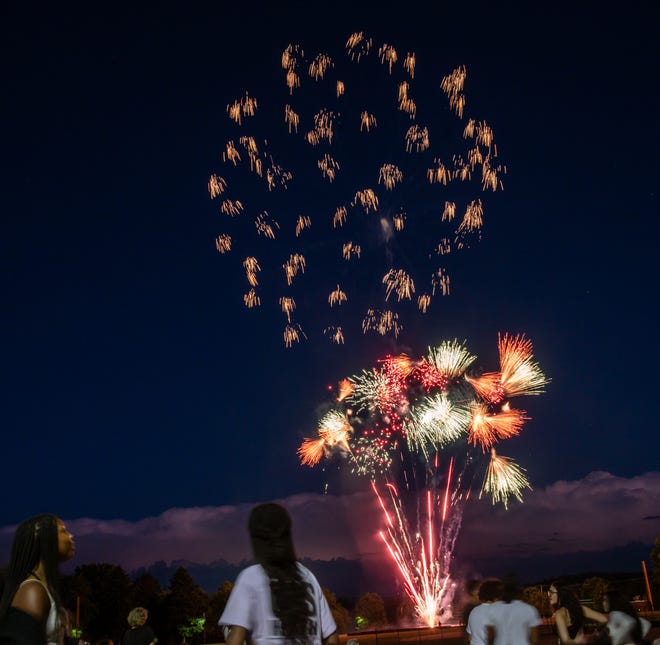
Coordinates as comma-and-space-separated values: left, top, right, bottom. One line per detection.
489, 600, 542, 645
219, 563, 337, 645
606, 610, 652, 645
466, 603, 494, 645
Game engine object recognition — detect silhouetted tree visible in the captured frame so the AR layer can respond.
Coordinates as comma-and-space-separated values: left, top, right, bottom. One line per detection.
354, 592, 387, 629
65, 564, 131, 642
523, 585, 549, 617
206, 581, 234, 643
160, 568, 208, 645
128, 573, 163, 614
581, 577, 608, 610
650, 537, 660, 606
322, 588, 351, 633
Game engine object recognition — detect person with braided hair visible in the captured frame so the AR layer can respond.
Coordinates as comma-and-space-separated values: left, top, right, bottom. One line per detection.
219, 503, 338, 645
0, 515, 75, 645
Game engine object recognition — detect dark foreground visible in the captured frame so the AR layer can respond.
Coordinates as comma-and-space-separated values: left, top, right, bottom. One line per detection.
338, 614, 660, 645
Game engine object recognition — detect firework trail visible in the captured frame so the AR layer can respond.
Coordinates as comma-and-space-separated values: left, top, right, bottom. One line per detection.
298, 335, 548, 626
211, 32, 506, 347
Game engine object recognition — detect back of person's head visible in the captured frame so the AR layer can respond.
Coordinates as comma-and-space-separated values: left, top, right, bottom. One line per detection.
127, 607, 149, 628
501, 574, 521, 603
247, 503, 312, 642
248, 503, 296, 567
0, 514, 62, 622
466, 579, 481, 597
478, 578, 502, 603
603, 588, 635, 615
605, 610, 644, 645
603, 588, 647, 645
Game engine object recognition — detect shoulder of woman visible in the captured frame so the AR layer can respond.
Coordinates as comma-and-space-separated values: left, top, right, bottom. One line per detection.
11, 580, 51, 622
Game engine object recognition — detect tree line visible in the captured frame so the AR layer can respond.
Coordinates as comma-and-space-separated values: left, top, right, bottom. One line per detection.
2, 537, 658, 645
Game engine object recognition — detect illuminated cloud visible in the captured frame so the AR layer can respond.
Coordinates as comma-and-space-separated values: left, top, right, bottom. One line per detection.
1, 472, 658, 585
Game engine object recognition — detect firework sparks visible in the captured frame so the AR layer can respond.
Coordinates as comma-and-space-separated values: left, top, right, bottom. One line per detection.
431, 268, 450, 296
360, 111, 377, 132
468, 403, 527, 451
346, 32, 373, 62
404, 52, 416, 78
408, 393, 471, 455
208, 174, 227, 198
297, 438, 326, 467
215, 234, 231, 254
440, 65, 467, 118
427, 340, 477, 379
255, 212, 279, 239
351, 188, 379, 213
220, 199, 244, 217
378, 164, 403, 190
324, 326, 345, 345
499, 333, 549, 397
418, 293, 431, 313
222, 140, 241, 165
243, 288, 260, 308
328, 285, 347, 307
283, 253, 306, 285
362, 309, 402, 337
279, 296, 296, 322
284, 104, 299, 133
427, 159, 450, 185
480, 448, 532, 508
382, 269, 415, 302
378, 43, 398, 73
297, 335, 546, 624
295, 215, 311, 236
405, 125, 430, 153
283, 323, 306, 347
318, 154, 339, 182
213, 34, 505, 347
442, 201, 456, 222
242, 256, 261, 286
309, 53, 333, 80
333, 206, 347, 228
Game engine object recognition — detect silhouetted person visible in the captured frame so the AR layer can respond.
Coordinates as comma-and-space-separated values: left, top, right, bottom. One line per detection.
219, 503, 338, 645
549, 582, 607, 645
122, 608, 156, 645
489, 575, 542, 645
0, 515, 76, 645
600, 589, 651, 645
466, 578, 502, 645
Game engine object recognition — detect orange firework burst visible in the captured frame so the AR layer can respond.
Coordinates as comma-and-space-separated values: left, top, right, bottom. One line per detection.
499, 333, 549, 397
468, 403, 528, 451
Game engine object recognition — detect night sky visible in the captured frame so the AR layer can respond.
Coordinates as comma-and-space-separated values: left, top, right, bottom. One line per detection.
2, 2, 659, 582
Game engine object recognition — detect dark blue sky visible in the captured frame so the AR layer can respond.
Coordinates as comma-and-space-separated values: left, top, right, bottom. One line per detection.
2, 2, 658, 527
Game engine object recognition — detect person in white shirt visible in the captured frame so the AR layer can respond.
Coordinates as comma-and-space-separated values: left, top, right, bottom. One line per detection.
489, 575, 542, 645
601, 589, 651, 645
466, 579, 503, 645
219, 503, 338, 645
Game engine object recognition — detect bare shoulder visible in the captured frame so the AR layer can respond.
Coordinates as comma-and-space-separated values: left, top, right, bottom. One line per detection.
11, 580, 51, 622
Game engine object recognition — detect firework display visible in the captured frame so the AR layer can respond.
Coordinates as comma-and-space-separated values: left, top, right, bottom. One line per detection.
298, 334, 548, 627
211, 32, 506, 347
